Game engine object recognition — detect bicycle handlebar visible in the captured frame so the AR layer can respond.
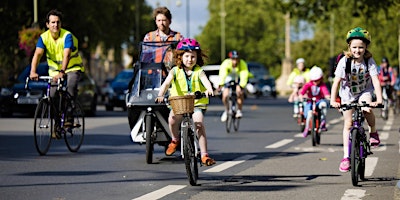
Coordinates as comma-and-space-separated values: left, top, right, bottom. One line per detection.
330, 102, 384, 110
25, 76, 64, 90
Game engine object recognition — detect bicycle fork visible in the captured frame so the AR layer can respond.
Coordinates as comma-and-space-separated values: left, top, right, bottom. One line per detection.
180, 118, 201, 163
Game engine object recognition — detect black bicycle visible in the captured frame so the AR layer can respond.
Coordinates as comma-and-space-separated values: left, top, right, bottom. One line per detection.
333, 102, 382, 186
26, 76, 85, 155
225, 80, 240, 133
168, 92, 206, 186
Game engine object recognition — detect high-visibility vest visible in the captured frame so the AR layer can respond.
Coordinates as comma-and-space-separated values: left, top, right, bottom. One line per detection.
147, 30, 182, 63
41, 29, 84, 76
170, 65, 208, 107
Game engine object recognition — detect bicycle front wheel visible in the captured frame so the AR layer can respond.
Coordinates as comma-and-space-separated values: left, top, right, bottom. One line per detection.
64, 101, 85, 152
350, 128, 361, 186
145, 114, 154, 164
34, 99, 54, 156
225, 100, 234, 133
183, 125, 198, 186
233, 116, 240, 131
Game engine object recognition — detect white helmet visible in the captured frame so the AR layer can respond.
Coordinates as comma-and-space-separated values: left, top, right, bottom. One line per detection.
296, 58, 305, 65
309, 66, 324, 81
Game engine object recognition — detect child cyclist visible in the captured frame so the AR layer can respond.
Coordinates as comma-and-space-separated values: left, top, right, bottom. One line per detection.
299, 66, 331, 137
288, 75, 305, 117
330, 27, 382, 172
155, 38, 216, 166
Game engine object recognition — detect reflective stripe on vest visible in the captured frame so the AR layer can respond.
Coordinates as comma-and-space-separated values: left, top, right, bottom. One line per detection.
41, 29, 84, 76
170, 65, 208, 106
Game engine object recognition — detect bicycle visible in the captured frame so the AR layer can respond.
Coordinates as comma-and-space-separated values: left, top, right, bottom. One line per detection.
168, 92, 206, 186
295, 100, 306, 132
225, 80, 240, 133
381, 84, 390, 120
332, 102, 383, 186
303, 97, 323, 146
26, 76, 85, 155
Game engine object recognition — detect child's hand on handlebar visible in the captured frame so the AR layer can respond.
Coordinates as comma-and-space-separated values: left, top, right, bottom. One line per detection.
155, 96, 164, 103
330, 101, 341, 108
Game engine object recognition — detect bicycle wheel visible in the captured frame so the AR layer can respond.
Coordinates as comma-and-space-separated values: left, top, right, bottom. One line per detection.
359, 143, 366, 181
311, 115, 317, 146
64, 100, 85, 152
233, 116, 240, 132
34, 99, 54, 155
382, 99, 389, 120
297, 113, 306, 132
350, 128, 360, 186
225, 100, 234, 133
183, 124, 198, 186
145, 114, 154, 164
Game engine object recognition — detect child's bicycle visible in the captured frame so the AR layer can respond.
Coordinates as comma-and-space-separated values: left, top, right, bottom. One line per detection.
295, 100, 306, 132
168, 92, 208, 186
381, 84, 390, 120
303, 97, 322, 146
332, 102, 383, 186
26, 76, 85, 155
225, 80, 240, 133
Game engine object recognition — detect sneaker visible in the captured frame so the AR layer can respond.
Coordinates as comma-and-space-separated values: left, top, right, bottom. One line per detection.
293, 113, 298, 118
235, 110, 243, 118
165, 140, 179, 156
370, 131, 380, 147
201, 155, 216, 166
320, 120, 327, 131
220, 111, 227, 122
302, 128, 309, 138
339, 158, 350, 172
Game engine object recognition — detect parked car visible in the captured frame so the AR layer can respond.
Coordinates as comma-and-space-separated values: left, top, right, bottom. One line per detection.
247, 62, 277, 98
4, 62, 98, 116
105, 69, 134, 111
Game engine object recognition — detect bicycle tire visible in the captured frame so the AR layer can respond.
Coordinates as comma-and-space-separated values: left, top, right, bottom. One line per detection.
145, 114, 154, 164
298, 114, 306, 132
350, 128, 360, 186
64, 100, 85, 152
226, 99, 234, 133
311, 115, 316, 146
359, 146, 366, 181
382, 99, 389, 120
234, 116, 240, 131
183, 123, 198, 186
34, 99, 54, 156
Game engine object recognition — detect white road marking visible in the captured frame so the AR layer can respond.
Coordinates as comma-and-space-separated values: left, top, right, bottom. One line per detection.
373, 142, 387, 151
365, 157, 378, 177
265, 139, 294, 149
341, 189, 366, 200
382, 125, 391, 131
379, 132, 389, 140
204, 155, 257, 173
132, 185, 186, 200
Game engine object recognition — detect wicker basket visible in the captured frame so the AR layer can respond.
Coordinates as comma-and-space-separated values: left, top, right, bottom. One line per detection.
169, 95, 195, 114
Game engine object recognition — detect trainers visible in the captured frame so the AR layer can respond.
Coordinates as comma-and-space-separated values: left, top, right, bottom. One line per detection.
165, 140, 178, 156
235, 110, 243, 118
339, 158, 350, 172
320, 120, 327, 131
201, 155, 216, 166
220, 111, 227, 122
302, 128, 309, 138
370, 131, 380, 147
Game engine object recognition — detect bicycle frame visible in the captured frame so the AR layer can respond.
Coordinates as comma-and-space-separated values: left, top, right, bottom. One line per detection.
180, 113, 200, 160
226, 80, 240, 133
304, 97, 321, 146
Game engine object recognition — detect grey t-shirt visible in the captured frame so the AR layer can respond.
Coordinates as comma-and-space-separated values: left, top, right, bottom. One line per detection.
335, 56, 378, 103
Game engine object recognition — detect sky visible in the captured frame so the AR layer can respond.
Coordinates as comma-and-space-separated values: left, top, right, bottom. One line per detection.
145, 0, 209, 38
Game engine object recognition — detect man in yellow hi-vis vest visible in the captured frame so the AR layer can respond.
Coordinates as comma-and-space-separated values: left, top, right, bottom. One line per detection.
30, 9, 84, 99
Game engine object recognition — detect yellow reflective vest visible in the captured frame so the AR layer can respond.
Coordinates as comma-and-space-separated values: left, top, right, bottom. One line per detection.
40, 29, 84, 76
170, 65, 208, 107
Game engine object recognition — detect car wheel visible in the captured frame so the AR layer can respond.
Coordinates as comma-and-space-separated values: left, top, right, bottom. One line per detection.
105, 104, 114, 111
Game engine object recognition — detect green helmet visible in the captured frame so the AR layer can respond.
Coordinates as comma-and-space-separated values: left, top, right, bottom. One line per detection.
346, 27, 371, 44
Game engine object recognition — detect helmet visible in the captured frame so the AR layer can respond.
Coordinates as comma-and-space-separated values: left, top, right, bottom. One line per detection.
309, 66, 324, 81
228, 50, 239, 59
346, 27, 371, 44
293, 75, 305, 84
296, 58, 305, 65
177, 38, 200, 50
381, 57, 389, 64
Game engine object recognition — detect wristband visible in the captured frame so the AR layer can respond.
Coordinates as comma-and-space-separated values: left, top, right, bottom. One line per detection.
59, 70, 65, 74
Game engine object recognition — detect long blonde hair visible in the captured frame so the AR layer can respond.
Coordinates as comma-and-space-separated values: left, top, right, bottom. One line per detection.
344, 40, 372, 59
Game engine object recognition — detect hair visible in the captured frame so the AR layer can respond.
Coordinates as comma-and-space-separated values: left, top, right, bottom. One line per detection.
344, 39, 372, 59
46, 9, 63, 23
174, 49, 208, 68
152, 7, 172, 21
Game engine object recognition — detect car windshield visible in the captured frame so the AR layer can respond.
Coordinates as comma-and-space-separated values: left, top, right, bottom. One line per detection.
114, 71, 133, 83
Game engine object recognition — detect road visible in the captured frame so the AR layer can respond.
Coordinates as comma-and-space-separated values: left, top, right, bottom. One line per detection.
1, 96, 399, 200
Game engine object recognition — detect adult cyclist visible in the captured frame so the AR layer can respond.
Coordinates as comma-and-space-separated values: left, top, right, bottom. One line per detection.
378, 57, 395, 103
218, 50, 249, 122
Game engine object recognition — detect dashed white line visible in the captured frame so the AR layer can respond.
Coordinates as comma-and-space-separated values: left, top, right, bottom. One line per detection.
341, 189, 366, 200
204, 154, 257, 173
265, 139, 294, 149
365, 157, 378, 177
132, 185, 186, 200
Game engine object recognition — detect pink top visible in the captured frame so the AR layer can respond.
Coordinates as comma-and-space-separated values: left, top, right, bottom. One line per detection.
300, 81, 330, 102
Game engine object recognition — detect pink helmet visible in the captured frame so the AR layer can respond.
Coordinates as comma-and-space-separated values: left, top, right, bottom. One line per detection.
177, 38, 200, 50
